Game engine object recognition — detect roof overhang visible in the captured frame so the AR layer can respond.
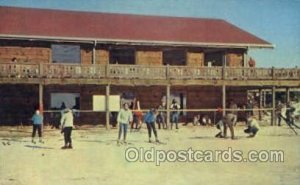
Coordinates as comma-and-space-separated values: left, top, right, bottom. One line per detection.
0, 34, 275, 49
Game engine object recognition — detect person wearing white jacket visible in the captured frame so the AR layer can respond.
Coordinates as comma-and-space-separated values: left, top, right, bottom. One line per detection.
117, 103, 133, 144
60, 108, 74, 149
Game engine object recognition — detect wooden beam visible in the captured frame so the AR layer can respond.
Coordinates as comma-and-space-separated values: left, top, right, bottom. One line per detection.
92, 40, 97, 64
286, 87, 290, 103
0, 77, 299, 87
263, 90, 266, 107
259, 89, 263, 121
39, 83, 43, 114
106, 85, 110, 129
271, 86, 276, 126
166, 84, 170, 128
222, 84, 226, 116
243, 51, 248, 67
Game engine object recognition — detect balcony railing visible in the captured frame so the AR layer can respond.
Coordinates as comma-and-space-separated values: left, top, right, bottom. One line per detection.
0, 63, 299, 81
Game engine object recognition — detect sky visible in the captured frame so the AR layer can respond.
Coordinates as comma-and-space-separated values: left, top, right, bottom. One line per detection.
0, 0, 299, 67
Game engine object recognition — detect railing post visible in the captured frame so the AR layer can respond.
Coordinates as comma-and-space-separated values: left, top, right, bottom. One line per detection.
166, 84, 171, 128
166, 64, 170, 80
39, 83, 44, 116
271, 86, 276, 126
222, 66, 226, 80
39, 63, 43, 78
222, 84, 226, 116
259, 88, 263, 121
106, 64, 110, 78
272, 66, 275, 80
286, 87, 290, 103
106, 84, 110, 130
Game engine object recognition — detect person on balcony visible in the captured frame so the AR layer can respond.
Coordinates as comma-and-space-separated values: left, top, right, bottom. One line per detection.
11, 57, 17, 63
170, 99, 180, 129
117, 103, 133, 145
9, 57, 21, 78
31, 110, 44, 144
248, 57, 256, 67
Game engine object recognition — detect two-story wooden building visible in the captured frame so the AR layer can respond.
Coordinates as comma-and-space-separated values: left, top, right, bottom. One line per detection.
0, 6, 299, 126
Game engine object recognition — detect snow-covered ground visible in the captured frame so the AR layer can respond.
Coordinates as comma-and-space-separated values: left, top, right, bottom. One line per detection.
0, 123, 299, 185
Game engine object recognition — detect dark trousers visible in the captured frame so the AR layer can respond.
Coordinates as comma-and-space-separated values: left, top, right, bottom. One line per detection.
131, 115, 140, 130
118, 123, 128, 140
223, 114, 235, 139
63, 127, 73, 146
286, 116, 300, 129
32, 124, 42, 138
223, 123, 235, 139
277, 114, 282, 126
244, 126, 258, 135
171, 113, 179, 129
157, 114, 166, 129
146, 122, 158, 138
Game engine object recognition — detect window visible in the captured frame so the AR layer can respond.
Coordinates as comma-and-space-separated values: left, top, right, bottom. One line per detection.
51, 44, 81, 63
50, 93, 80, 110
109, 48, 135, 64
93, 95, 121, 111
163, 49, 186, 65
204, 52, 223, 66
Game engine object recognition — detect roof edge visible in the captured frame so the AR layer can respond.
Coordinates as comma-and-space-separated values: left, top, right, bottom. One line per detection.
0, 34, 275, 49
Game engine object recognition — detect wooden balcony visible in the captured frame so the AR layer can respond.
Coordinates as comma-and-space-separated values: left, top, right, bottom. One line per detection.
0, 63, 299, 86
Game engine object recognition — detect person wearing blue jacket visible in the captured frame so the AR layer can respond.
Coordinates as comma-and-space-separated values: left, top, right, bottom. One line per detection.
31, 110, 43, 144
144, 108, 159, 143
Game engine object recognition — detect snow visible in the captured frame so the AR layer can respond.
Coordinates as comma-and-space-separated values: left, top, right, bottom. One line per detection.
0, 124, 299, 185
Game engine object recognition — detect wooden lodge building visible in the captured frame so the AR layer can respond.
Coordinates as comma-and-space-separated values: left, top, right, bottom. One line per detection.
0, 6, 299, 127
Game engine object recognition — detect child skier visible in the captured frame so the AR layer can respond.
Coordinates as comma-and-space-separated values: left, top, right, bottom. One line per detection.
144, 108, 160, 143
31, 110, 44, 143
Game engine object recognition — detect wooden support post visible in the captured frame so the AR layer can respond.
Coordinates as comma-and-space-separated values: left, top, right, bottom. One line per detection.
39, 83, 43, 113
39, 63, 43, 77
286, 87, 290, 103
243, 52, 248, 67
222, 53, 226, 80
259, 89, 263, 121
166, 85, 171, 128
106, 85, 110, 130
92, 40, 97, 64
271, 86, 276, 126
263, 90, 267, 107
222, 84, 226, 116
166, 64, 170, 79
